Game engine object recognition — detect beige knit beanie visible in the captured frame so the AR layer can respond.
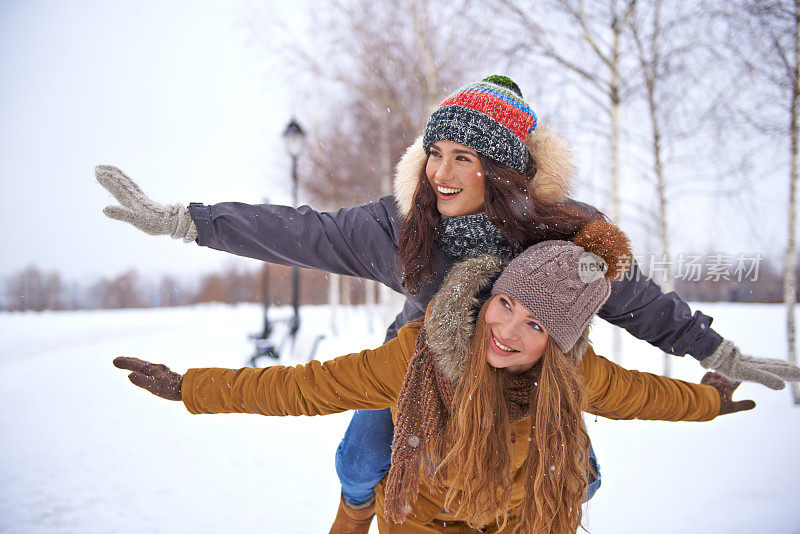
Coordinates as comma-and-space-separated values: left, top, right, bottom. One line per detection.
491, 219, 632, 353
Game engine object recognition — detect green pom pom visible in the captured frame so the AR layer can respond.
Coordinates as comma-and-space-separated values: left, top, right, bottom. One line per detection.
482, 75, 523, 97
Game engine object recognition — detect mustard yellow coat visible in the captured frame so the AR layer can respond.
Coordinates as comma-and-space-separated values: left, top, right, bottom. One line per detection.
181, 322, 719, 528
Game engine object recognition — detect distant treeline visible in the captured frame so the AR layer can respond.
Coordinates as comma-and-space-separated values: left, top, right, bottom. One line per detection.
0, 255, 795, 312
1, 263, 378, 312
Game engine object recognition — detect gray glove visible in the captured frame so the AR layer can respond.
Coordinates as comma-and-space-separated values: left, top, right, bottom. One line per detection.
700, 339, 800, 390
96, 165, 198, 242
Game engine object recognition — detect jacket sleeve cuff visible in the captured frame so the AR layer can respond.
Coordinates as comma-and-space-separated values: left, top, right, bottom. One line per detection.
181, 368, 202, 414
707, 386, 722, 421
187, 203, 212, 246
704, 383, 721, 421
693, 329, 725, 362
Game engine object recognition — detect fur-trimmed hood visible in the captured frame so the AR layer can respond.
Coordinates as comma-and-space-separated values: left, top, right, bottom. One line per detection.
423, 254, 591, 382
393, 124, 577, 218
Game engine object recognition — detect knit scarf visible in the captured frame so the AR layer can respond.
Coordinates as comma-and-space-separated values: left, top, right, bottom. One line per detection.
439, 213, 514, 261
383, 325, 537, 524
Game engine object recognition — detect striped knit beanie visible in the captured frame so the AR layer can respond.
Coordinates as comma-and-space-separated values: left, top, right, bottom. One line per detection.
422, 75, 538, 173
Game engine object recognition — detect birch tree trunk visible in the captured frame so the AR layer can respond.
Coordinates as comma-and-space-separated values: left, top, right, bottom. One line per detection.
785, 0, 800, 405
609, 5, 627, 364
633, 0, 674, 376
654, 129, 674, 378
364, 279, 377, 334
609, 18, 623, 225
610, 96, 623, 363
329, 273, 340, 336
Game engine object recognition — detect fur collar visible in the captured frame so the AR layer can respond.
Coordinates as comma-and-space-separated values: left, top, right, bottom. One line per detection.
393, 124, 577, 218
424, 254, 591, 382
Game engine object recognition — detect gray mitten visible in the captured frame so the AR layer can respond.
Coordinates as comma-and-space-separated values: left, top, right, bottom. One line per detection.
96, 165, 198, 242
700, 339, 800, 390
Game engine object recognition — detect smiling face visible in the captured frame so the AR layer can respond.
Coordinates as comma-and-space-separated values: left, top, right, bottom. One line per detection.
425, 140, 486, 217
483, 294, 549, 374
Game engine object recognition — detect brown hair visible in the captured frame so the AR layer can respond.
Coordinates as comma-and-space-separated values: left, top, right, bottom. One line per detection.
431, 303, 515, 529
398, 154, 594, 294
432, 299, 591, 533
519, 337, 591, 534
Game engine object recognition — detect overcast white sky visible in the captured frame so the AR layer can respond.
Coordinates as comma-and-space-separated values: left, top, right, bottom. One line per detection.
0, 0, 793, 287
0, 0, 303, 282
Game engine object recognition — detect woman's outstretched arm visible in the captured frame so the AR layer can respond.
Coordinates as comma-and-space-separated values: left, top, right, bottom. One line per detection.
113, 324, 420, 416
578, 345, 754, 422
97, 165, 404, 290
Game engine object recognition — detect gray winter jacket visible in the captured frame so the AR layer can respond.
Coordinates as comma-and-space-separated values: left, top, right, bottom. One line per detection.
187, 196, 723, 360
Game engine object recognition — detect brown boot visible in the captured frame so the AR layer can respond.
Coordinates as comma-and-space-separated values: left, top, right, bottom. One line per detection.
329, 493, 375, 534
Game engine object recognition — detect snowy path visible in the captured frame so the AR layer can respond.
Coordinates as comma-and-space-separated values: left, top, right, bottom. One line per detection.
1, 303, 798, 533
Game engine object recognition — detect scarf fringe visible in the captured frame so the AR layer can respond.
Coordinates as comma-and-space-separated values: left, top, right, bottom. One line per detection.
383, 456, 422, 523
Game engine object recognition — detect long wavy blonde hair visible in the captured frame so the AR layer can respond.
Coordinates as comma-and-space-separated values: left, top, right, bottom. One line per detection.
431, 299, 592, 533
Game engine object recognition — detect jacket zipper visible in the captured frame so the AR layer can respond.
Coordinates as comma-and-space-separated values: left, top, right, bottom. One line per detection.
591, 405, 623, 419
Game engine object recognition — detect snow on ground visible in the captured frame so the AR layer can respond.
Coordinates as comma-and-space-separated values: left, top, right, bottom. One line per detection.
0, 302, 798, 533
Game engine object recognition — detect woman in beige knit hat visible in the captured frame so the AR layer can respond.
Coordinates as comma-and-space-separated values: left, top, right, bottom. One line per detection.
112, 220, 754, 534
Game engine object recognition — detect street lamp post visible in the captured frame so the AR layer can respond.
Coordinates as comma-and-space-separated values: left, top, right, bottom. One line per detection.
282, 118, 306, 343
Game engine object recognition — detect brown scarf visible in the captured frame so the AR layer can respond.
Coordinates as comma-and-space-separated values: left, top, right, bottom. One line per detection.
383, 325, 538, 524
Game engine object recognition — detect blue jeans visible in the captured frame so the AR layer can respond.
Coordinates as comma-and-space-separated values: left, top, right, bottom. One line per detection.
585, 442, 601, 502
336, 409, 395, 505
336, 408, 602, 506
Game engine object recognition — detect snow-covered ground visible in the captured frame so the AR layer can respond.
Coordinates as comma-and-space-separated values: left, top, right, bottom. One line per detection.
0, 302, 798, 533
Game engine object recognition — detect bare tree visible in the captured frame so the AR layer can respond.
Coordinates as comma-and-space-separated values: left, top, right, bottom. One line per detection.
246, 0, 482, 207
492, 0, 641, 363
5, 266, 64, 311
630, 0, 678, 374
716, 0, 800, 404
91, 270, 149, 309
626, 1, 751, 374
157, 274, 189, 307
497, 0, 641, 221
244, 0, 488, 316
